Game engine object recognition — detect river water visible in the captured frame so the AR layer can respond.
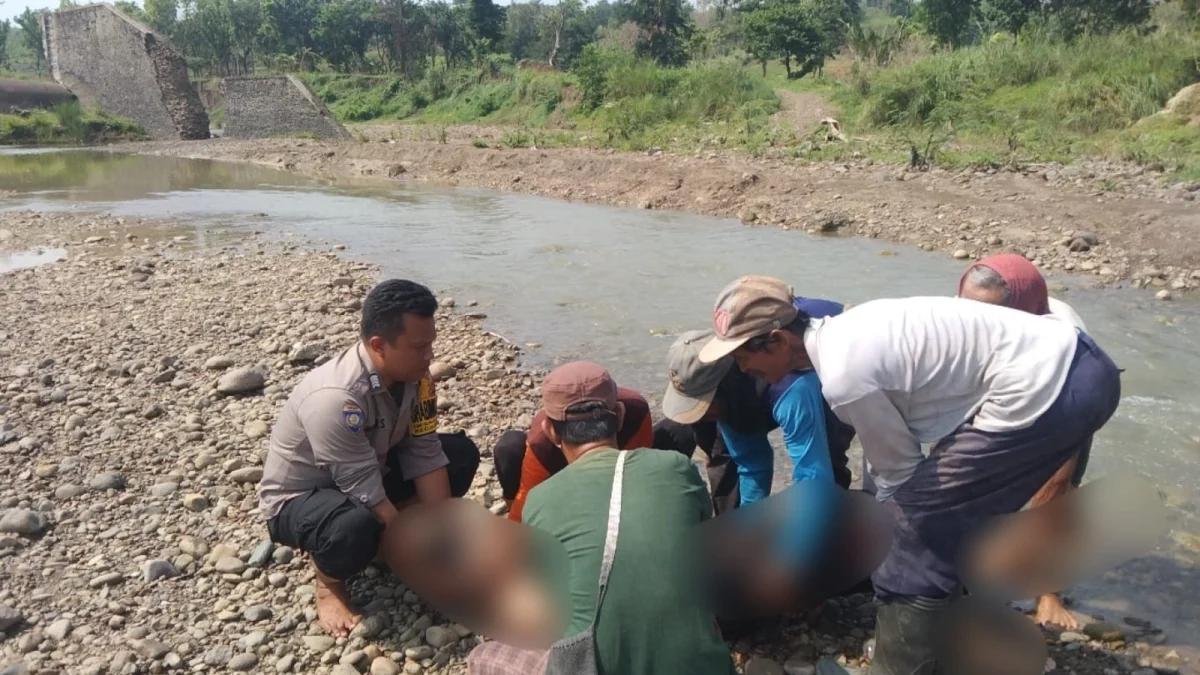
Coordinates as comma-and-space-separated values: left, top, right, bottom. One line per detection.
3, 150, 1199, 654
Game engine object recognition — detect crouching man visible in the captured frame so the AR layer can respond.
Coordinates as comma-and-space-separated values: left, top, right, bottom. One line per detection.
257, 279, 481, 636
698, 276, 1121, 675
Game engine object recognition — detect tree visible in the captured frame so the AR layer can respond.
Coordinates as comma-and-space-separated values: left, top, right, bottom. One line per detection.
426, 0, 470, 68
228, 0, 262, 73
916, 0, 976, 47
504, 1, 545, 61
980, 0, 1041, 35
144, 0, 179, 36
540, 0, 583, 67
468, 0, 505, 48
888, 0, 912, 18
1046, 0, 1152, 36
190, 0, 236, 74
114, 0, 151, 23
626, 0, 694, 66
311, 0, 376, 69
14, 9, 43, 73
740, 0, 824, 78
259, 0, 319, 61
0, 20, 9, 70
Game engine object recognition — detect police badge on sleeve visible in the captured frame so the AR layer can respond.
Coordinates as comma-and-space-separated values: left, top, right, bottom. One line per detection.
410, 376, 438, 436
342, 403, 365, 434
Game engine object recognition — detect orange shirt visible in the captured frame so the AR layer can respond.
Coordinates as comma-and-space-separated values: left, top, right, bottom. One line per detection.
508, 387, 654, 522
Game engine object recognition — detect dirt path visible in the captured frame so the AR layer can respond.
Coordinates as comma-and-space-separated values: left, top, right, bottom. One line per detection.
121, 136, 1200, 295
770, 89, 838, 134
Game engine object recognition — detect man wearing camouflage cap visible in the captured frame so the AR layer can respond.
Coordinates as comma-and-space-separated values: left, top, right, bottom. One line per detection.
697, 275, 1121, 675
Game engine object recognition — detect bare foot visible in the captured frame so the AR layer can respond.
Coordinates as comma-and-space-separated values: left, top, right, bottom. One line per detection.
316, 578, 363, 637
1035, 593, 1081, 630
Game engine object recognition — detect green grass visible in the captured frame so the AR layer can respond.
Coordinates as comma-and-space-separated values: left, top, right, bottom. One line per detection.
829, 28, 1200, 175
0, 102, 146, 145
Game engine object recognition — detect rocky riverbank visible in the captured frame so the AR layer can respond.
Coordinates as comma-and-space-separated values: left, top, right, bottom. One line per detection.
0, 210, 1191, 675
123, 136, 1200, 295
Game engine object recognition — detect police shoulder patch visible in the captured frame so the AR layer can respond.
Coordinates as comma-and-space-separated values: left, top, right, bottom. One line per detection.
342, 403, 365, 434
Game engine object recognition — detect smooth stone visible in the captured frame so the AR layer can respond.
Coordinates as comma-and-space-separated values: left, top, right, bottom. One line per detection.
276, 654, 296, 672
205, 355, 236, 370
248, 539, 274, 567
204, 644, 234, 666
149, 482, 179, 497
88, 571, 124, 588
131, 638, 171, 660
0, 604, 23, 631
182, 494, 209, 511
1084, 621, 1127, 642
242, 630, 268, 649
0, 509, 47, 536
302, 635, 336, 652
340, 650, 367, 667
214, 557, 247, 574
46, 618, 73, 641
746, 656, 785, 675
142, 559, 179, 582
1060, 631, 1089, 643
424, 625, 457, 648
272, 546, 294, 564
404, 646, 434, 661
217, 367, 266, 394
243, 605, 273, 622
371, 657, 401, 675
351, 614, 386, 639
429, 361, 456, 382
331, 665, 360, 675
0, 663, 29, 675
267, 572, 288, 587
244, 420, 270, 438
54, 484, 88, 500
228, 653, 259, 671
287, 341, 327, 363
229, 467, 263, 484
89, 471, 127, 491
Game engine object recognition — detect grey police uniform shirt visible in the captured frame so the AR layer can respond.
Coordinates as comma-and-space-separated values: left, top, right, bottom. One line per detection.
258, 342, 447, 519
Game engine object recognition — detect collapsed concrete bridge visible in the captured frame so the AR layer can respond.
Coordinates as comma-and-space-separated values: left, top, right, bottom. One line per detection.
39, 3, 209, 140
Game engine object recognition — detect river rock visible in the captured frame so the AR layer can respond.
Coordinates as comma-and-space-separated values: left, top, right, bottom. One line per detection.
303, 635, 336, 652
131, 638, 171, 660
228, 653, 259, 671
203, 645, 234, 666
273, 546, 294, 564
244, 420, 270, 438
54, 484, 88, 500
952, 249, 969, 260
424, 625, 458, 648
288, 341, 327, 363
1084, 621, 1126, 642
229, 467, 263, 484
182, 494, 209, 511
205, 355, 236, 370
1060, 631, 1088, 643
429, 361, 456, 382
371, 657, 401, 675
150, 482, 179, 497
89, 471, 126, 491
745, 657, 785, 675
351, 614, 386, 639
89, 571, 124, 588
217, 367, 266, 394
0, 509, 47, 536
0, 604, 23, 632
0, 663, 29, 675
331, 666, 359, 675
248, 539, 274, 567
215, 557, 246, 574
243, 605, 272, 622
142, 559, 179, 581
45, 618, 72, 641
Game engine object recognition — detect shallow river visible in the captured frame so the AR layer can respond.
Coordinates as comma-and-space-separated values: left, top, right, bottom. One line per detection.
3, 149, 1199, 654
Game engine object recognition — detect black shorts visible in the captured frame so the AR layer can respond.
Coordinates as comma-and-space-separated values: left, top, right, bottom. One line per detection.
267, 431, 481, 581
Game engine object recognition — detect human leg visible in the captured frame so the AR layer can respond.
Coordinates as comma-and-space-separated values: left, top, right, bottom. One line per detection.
493, 430, 528, 506
268, 489, 386, 636
384, 431, 483, 503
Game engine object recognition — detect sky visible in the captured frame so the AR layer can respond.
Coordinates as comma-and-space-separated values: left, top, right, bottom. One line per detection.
1, 0, 58, 22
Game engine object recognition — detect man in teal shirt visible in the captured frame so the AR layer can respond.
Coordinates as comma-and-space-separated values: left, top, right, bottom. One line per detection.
467, 361, 734, 675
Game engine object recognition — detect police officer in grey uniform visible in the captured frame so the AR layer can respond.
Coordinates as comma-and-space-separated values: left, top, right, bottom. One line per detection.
258, 279, 480, 637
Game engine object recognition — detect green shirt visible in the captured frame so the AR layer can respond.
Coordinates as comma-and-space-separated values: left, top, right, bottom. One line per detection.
524, 447, 735, 675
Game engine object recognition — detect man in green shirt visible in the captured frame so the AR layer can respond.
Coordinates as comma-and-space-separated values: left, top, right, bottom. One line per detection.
467, 361, 735, 675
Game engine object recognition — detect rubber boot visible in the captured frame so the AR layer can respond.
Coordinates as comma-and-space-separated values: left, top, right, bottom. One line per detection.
868, 595, 950, 675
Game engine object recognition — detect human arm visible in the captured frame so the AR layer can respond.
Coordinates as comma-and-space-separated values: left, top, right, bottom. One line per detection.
300, 389, 389, 511
772, 371, 835, 485
716, 422, 774, 505
394, 376, 452, 504
508, 446, 552, 522
830, 390, 922, 500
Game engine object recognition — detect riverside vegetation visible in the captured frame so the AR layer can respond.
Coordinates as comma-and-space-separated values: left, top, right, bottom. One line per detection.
0, 102, 145, 146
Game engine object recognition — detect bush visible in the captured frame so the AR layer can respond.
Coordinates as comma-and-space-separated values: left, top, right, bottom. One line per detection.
0, 104, 144, 145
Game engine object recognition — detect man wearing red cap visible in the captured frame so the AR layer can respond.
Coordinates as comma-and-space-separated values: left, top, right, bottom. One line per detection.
697, 276, 1121, 675
468, 361, 734, 675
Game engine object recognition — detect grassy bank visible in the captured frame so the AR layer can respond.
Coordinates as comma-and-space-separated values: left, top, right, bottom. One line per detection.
814, 28, 1200, 177
0, 102, 146, 145
302, 51, 782, 152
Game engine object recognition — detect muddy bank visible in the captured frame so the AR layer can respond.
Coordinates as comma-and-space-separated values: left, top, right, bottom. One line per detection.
123, 136, 1200, 294
0, 210, 1190, 675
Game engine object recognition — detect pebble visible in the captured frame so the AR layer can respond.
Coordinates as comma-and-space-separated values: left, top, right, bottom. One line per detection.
89, 571, 124, 587
205, 355, 236, 370
352, 614, 386, 639
272, 546, 295, 564
228, 653, 259, 671
1060, 631, 1088, 643
150, 481, 179, 497
243, 604, 273, 622
89, 471, 127, 491
182, 493, 209, 511
54, 484, 88, 500
45, 618, 72, 641
1084, 621, 1127, 642
952, 249, 969, 260
371, 657, 402, 675
217, 367, 266, 394
245, 420, 270, 438
0, 664, 29, 675
332, 665, 360, 675
215, 556, 247, 573
424, 625, 458, 648
249, 539, 275, 566
1156, 289, 1172, 300
0, 509, 47, 535
229, 466, 264, 483
0, 604, 23, 632
203, 644, 234, 666
303, 635, 336, 652
131, 638, 171, 660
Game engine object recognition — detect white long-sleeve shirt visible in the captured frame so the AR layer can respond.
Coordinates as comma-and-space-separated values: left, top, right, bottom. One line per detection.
804, 296, 1079, 499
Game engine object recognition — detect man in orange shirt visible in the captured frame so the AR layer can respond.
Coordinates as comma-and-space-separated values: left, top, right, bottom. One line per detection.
494, 386, 654, 521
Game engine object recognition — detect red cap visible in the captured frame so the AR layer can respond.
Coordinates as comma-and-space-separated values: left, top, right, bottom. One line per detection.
541, 361, 619, 421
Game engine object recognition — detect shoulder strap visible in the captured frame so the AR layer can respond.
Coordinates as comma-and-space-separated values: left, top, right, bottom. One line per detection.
595, 450, 627, 603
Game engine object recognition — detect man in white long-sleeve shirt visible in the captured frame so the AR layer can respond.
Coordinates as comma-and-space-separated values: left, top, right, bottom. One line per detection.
697, 276, 1121, 675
